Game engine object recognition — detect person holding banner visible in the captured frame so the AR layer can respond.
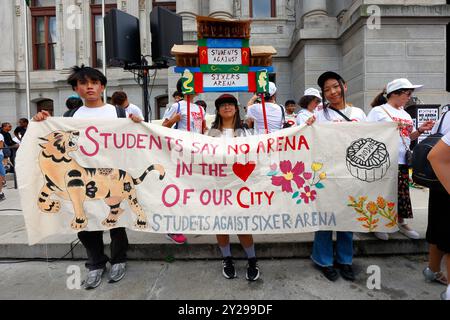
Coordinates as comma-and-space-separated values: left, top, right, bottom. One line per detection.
208, 94, 260, 281
162, 79, 207, 245
367, 79, 435, 241
32, 65, 143, 290
246, 82, 284, 134
424, 114, 450, 299
296, 88, 322, 126
308, 71, 367, 282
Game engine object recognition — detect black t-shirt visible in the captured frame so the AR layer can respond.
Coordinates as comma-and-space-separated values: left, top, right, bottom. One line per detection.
0, 130, 15, 146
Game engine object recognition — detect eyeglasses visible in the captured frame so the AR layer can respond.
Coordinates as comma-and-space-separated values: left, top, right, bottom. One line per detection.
399, 89, 413, 96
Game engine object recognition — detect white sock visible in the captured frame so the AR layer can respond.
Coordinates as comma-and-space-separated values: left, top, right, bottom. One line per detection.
446, 285, 450, 300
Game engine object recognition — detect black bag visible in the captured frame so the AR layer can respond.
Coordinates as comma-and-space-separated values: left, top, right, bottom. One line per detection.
412, 112, 447, 189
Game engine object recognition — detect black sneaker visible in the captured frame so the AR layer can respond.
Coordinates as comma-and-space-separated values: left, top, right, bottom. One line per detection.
335, 263, 355, 281
319, 266, 339, 282
222, 257, 236, 279
0, 193, 5, 202
246, 257, 260, 281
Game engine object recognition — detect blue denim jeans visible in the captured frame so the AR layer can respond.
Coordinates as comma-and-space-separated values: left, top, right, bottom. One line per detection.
311, 231, 353, 267
0, 154, 5, 177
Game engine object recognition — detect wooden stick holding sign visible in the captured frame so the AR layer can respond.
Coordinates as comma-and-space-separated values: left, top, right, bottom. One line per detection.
260, 93, 269, 134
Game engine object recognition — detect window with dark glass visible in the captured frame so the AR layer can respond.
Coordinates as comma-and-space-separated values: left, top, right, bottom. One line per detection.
250, 0, 276, 18
30, 0, 56, 70
91, 0, 117, 68
152, 1, 176, 12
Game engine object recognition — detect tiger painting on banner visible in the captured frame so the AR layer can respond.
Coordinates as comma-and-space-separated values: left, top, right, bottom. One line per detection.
36, 130, 166, 230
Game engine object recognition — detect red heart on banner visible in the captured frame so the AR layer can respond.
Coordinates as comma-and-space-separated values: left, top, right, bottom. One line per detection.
232, 162, 256, 182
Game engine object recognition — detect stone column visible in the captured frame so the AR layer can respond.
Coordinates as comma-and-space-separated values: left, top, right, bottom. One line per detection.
176, 0, 200, 41
209, 0, 233, 19
303, 0, 327, 18
61, 0, 78, 69
0, 1, 17, 71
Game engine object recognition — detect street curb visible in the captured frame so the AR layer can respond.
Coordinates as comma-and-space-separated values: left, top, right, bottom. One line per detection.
0, 238, 428, 260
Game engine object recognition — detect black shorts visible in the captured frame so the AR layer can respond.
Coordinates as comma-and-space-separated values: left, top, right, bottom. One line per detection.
426, 187, 450, 253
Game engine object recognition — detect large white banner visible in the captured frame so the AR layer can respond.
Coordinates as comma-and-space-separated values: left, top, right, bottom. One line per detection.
17, 119, 399, 245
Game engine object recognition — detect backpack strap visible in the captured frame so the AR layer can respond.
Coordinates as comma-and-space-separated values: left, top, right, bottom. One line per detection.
174, 102, 181, 129
436, 111, 448, 134
279, 104, 286, 124
329, 106, 352, 122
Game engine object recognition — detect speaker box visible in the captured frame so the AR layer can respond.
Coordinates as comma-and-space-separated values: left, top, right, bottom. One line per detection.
105, 9, 141, 67
150, 6, 183, 67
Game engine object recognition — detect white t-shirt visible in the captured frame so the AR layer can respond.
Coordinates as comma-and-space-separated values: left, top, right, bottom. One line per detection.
0, 133, 4, 156
431, 112, 450, 136
73, 104, 120, 119
443, 131, 450, 146
367, 103, 415, 165
296, 109, 314, 125
285, 113, 297, 127
315, 105, 367, 123
124, 103, 143, 119
163, 100, 204, 133
247, 102, 284, 133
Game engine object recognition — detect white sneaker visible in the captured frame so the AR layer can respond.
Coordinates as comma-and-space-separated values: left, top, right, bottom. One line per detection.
423, 267, 448, 285
374, 232, 389, 241
398, 224, 420, 239
441, 291, 449, 300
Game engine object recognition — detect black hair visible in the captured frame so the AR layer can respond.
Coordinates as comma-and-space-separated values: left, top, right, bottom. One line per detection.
66, 97, 84, 110
173, 90, 183, 99
299, 96, 320, 109
211, 105, 243, 132
264, 93, 274, 101
176, 79, 183, 94
285, 100, 296, 107
19, 118, 29, 125
195, 100, 207, 111
67, 65, 107, 90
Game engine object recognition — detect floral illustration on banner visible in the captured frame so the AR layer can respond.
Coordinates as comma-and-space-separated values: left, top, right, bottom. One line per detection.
348, 196, 398, 231
268, 161, 327, 205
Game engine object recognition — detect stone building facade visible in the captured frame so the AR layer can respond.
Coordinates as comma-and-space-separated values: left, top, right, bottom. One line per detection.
1, 0, 450, 124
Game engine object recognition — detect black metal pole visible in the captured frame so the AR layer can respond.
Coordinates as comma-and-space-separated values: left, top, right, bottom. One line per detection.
141, 56, 150, 122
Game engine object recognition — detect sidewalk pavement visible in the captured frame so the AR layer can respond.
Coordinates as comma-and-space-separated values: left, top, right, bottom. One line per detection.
0, 174, 431, 260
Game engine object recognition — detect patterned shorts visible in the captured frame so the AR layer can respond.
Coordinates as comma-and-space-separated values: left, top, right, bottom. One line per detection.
398, 165, 413, 219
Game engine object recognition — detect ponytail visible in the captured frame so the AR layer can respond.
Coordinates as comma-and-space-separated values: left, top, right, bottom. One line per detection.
371, 89, 387, 108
